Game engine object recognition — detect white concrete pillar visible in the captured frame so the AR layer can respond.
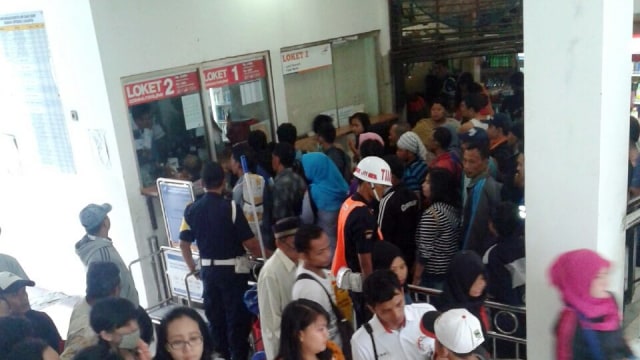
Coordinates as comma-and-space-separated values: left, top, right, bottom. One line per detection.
524, 0, 632, 357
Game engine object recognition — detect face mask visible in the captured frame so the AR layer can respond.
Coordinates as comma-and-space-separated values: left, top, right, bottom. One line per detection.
371, 183, 382, 202
118, 329, 141, 350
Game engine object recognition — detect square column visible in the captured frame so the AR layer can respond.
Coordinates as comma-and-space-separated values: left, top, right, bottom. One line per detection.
524, 0, 632, 357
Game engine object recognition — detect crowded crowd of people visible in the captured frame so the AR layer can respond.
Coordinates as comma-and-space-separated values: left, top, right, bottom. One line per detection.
0, 65, 630, 360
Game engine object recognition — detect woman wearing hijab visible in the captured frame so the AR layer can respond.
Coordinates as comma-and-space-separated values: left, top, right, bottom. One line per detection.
300, 153, 349, 256
438, 251, 490, 337
372, 241, 412, 304
550, 249, 634, 360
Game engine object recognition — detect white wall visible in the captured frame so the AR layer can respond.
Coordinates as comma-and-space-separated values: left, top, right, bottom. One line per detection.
524, 0, 632, 357
0, 0, 392, 305
88, 0, 391, 303
0, 0, 136, 299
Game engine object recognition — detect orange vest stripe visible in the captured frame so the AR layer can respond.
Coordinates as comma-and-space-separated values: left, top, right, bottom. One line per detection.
331, 197, 383, 275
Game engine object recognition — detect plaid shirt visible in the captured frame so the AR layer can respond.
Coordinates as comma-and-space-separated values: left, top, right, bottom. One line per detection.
272, 168, 307, 220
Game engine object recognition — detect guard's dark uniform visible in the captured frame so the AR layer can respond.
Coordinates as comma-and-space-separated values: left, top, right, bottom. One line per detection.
180, 192, 254, 360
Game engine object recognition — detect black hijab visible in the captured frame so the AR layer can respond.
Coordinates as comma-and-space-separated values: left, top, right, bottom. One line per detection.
439, 251, 488, 333
372, 241, 404, 271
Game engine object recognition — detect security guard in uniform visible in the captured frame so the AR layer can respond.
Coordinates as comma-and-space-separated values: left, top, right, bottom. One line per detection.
331, 156, 392, 326
179, 161, 261, 360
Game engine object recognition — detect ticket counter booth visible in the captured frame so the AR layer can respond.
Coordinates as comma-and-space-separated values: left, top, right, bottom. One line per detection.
122, 53, 277, 238
122, 53, 277, 192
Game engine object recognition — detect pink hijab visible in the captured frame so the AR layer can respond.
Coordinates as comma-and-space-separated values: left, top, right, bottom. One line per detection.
549, 249, 619, 330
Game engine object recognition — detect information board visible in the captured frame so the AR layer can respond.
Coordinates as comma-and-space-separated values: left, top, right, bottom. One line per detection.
281, 43, 332, 75
162, 247, 203, 302
202, 59, 266, 89
0, 11, 75, 173
156, 178, 195, 247
124, 71, 201, 106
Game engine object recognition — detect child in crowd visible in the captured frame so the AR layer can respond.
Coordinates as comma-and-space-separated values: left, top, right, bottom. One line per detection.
153, 307, 213, 360
276, 299, 344, 360
550, 249, 636, 360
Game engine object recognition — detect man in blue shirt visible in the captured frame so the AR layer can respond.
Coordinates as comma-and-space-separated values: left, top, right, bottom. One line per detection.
180, 161, 261, 360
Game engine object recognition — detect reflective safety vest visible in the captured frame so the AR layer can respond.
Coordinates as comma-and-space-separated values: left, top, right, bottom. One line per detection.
331, 197, 382, 276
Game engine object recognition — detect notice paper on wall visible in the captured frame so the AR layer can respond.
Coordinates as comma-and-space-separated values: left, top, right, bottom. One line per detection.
87, 129, 111, 169
240, 80, 263, 105
320, 109, 338, 123
320, 104, 365, 128
182, 93, 204, 130
337, 104, 364, 128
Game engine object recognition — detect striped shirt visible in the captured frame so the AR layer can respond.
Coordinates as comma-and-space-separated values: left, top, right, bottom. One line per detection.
403, 159, 428, 193
415, 202, 461, 275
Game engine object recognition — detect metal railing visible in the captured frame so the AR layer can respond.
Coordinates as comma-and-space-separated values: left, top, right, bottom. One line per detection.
408, 284, 527, 360
624, 195, 640, 305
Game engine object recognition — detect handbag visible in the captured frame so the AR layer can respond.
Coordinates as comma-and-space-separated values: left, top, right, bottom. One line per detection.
297, 273, 354, 360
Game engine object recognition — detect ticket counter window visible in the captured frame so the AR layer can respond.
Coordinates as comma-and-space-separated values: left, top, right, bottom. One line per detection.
124, 71, 210, 187
201, 55, 275, 158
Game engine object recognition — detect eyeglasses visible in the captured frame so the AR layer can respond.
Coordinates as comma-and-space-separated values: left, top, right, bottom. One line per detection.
167, 335, 203, 351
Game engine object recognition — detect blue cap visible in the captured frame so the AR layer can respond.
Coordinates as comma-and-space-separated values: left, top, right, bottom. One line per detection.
459, 127, 489, 145
487, 113, 512, 132
79, 203, 112, 231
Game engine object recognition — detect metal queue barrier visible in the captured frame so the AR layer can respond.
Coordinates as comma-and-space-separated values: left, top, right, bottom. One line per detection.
130, 245, 206, 324
408, 284, 527, 360
625, 195, 640, 305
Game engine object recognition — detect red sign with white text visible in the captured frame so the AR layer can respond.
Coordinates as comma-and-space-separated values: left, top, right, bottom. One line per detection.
124, 72, 200, 106
202, 59, 266, 89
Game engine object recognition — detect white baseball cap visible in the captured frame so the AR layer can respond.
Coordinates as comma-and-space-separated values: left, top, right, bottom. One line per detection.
421, 308, 485, 354
0, 272, 35, 294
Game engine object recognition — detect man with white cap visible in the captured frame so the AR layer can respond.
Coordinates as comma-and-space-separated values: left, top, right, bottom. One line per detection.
0, 226, 29, 280
258, 217, 301, 359
0, 271, 62, 353
420, 308, 489, 360
75, 203, 139, 306
396, 131, 429, 194
331, 156, 391, 325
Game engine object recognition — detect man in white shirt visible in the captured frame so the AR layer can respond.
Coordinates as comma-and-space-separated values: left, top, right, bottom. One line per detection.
257, 217, 300, 359
351, 269, 436, 360
420, 309, 488, 360
291, 224, 342, 349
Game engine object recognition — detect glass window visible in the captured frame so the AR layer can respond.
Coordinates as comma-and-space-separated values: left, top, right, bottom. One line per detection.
200, 54, 275, 160
282, 32, 380, 136
123, 70, 209, 187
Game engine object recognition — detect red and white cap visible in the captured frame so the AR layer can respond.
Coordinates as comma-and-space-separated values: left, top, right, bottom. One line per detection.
353, 156, 392, 186
421, 308, 485, 354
